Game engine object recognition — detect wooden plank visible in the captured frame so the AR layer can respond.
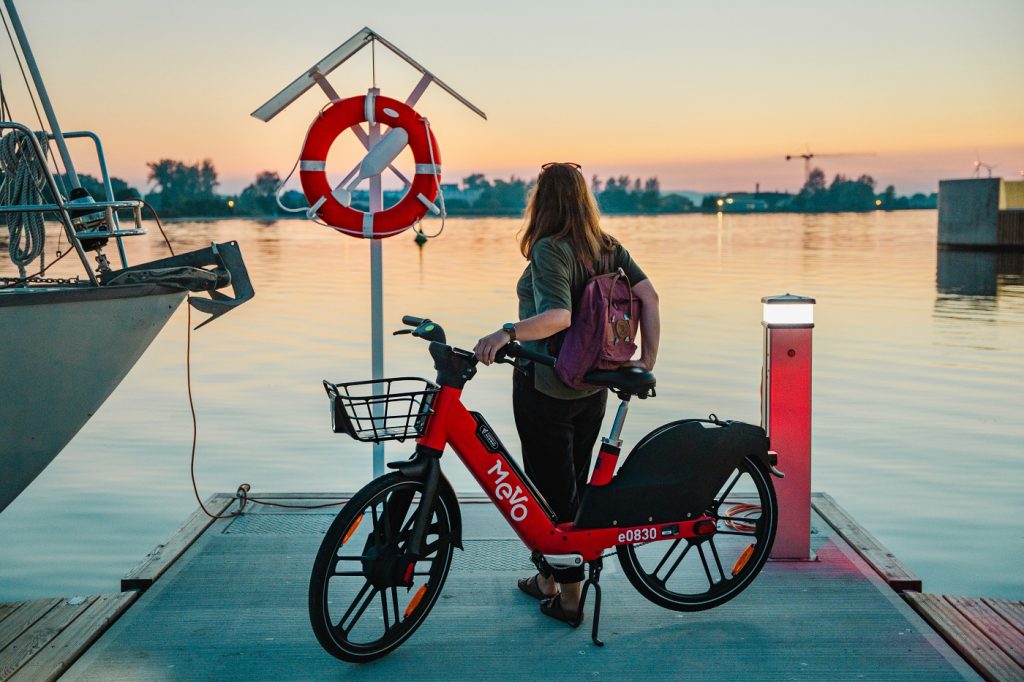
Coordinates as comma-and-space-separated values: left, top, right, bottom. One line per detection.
906, 592, 1024, 682
9, 592, 137, 682
457, 493, 493, 504
0, 597, 96, 681
0, 605, 20, 627
243, 493, 351, 512
0, 600, 60, 653
121, 493, 235, 591
244, 492, 354, 500
812, 492, 923, 592
243, 491, 492, 503
947, 596, 1024, 668
984, 598, 1024, 637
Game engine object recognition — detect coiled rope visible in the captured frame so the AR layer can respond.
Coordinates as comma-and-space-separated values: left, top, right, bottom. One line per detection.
0, 129, 49, 278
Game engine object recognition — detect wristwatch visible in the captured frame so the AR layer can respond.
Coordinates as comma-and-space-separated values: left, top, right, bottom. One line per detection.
502, 322, 517, 343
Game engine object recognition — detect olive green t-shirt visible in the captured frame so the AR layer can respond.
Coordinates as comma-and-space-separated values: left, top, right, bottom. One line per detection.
516, 236, 647, 399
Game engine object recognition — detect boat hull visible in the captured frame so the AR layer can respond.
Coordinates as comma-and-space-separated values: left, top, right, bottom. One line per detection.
0, 284, 186, 512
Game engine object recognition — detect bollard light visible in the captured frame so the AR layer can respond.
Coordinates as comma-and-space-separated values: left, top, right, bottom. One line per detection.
761, 293, 815, 560
762, 295, 814, 326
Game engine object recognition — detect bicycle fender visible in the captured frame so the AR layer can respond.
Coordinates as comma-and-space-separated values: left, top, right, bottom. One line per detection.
388, 465, 462, 550
387, 449, 463, 550
434, 472, 463, 550
633, 417, 778, 475
575, 419, 771, 528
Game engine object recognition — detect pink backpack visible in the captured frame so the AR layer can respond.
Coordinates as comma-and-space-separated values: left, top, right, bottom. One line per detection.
554, 255, 640, 390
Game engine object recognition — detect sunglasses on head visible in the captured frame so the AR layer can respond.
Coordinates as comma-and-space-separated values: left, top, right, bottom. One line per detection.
541, 162, 582, 171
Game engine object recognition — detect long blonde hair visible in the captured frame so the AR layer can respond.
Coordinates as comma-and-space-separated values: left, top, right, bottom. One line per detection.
519, 163, 617, 266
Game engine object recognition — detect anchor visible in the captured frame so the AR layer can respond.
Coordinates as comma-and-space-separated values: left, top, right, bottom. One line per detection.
101, 240, 255, 329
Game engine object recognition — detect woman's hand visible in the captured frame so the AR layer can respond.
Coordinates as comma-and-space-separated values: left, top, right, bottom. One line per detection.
623, 358, 654, 371
474, 329, 510, 366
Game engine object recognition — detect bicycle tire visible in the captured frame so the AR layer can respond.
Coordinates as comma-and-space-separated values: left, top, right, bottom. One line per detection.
617, 455, 777, 612
308, 473, 456, 662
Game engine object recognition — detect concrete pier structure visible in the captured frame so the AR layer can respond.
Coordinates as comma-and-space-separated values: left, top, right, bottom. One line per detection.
938, 178, 1024, 248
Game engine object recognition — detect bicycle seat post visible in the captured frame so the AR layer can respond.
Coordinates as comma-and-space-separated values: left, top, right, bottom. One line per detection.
589, 395, 630, 486
605, 395, 631, 448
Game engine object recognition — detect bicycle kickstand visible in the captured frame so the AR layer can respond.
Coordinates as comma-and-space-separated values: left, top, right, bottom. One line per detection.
577, 558, 604, 647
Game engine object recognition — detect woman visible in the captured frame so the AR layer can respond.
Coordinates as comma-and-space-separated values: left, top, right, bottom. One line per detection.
474, 162, 660, 625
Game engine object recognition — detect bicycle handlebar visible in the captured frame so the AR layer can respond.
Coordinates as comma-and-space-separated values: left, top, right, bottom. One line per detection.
501, 342, 556, 367
398, 315, 556, 369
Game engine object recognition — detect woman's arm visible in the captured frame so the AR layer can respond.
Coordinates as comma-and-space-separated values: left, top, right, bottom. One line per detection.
473, 308, 570, 365
628, 279, 660, 371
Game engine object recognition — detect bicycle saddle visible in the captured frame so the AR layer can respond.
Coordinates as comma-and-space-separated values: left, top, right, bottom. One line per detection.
584, 366, 656, 397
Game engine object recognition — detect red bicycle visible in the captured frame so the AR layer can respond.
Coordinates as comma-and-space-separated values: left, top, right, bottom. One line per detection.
309, 316, 782, 662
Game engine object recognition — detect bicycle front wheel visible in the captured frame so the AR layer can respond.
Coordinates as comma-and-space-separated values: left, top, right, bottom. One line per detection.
617, 455, 777, 611
308, 473, 456, 662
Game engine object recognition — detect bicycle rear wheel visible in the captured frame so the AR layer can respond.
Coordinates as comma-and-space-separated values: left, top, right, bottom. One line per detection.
617, 455, 777, 611
308, 473, 455, 662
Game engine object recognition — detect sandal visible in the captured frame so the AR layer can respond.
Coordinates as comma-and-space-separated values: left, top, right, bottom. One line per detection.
540, 594, 583, 627
518, 574, 557, 601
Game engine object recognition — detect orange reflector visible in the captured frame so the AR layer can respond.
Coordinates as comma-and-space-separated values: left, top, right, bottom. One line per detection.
732, 544, 756, 576
342, 514, 363, 545
404, 584, 429, 619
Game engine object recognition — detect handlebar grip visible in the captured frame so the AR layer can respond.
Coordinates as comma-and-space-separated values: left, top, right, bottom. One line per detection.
505, 342, 556, 367
401, 315, 426, 327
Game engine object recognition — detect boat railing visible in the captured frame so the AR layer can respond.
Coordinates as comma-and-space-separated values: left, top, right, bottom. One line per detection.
0, 121, 148, 284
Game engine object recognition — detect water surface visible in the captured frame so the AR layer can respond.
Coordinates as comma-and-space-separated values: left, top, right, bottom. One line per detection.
1, 212, 1021, 600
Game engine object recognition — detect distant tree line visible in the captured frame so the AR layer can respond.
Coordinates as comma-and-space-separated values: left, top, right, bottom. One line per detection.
789, 168, 936, 212
63, 159, 935, 218
440, 173, 695, 215
57, 174, 140, 202
700, 167, 937, 213
144, 159, 229, 217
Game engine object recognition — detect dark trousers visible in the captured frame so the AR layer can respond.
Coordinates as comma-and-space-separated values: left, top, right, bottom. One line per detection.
513, 366, 606, 582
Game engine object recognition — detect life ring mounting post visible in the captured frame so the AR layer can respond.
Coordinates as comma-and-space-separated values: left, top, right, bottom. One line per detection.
251, 27, 485, 480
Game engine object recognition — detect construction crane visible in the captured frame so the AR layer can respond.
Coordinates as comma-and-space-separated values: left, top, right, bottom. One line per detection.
785, 149, 875, 186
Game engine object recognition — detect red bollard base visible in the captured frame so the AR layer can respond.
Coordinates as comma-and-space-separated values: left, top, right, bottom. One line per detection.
764, 326, 813, 560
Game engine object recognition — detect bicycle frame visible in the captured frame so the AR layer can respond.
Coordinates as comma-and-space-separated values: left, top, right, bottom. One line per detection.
415, 381, 717, 565
310, 324, 780, 657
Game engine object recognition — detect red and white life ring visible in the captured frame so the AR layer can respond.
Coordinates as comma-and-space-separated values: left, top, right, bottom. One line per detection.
298, 94, 441, 239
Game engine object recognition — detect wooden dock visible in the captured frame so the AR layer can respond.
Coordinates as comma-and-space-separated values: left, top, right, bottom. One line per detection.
7, 491, 1021, 680
812, 492, 923, 592
813, 494, 1024, 681
0, 593, 136, 681
906, 594, 1024, 682
23, 491, 982, 680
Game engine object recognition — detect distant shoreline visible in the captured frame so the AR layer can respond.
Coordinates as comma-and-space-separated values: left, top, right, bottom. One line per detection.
161, 207, 937, 223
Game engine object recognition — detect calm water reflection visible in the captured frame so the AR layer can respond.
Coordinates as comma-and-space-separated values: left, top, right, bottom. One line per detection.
936, 249, 1024, 297
1, 211, 1021, 600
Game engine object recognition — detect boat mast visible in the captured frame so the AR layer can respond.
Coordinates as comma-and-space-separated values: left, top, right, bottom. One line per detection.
2, 0, 82, 190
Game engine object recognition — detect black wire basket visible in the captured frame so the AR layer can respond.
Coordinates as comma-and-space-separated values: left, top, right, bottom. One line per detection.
323, 377, 440, 443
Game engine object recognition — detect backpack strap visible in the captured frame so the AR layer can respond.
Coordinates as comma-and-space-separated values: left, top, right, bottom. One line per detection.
586, 250, 612, 277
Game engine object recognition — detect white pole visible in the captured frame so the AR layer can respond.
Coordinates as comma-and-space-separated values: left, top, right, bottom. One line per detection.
368, 88, 385, 479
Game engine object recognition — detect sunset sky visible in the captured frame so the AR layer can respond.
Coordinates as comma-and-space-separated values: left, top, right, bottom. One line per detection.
5, 0, 1023, 195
